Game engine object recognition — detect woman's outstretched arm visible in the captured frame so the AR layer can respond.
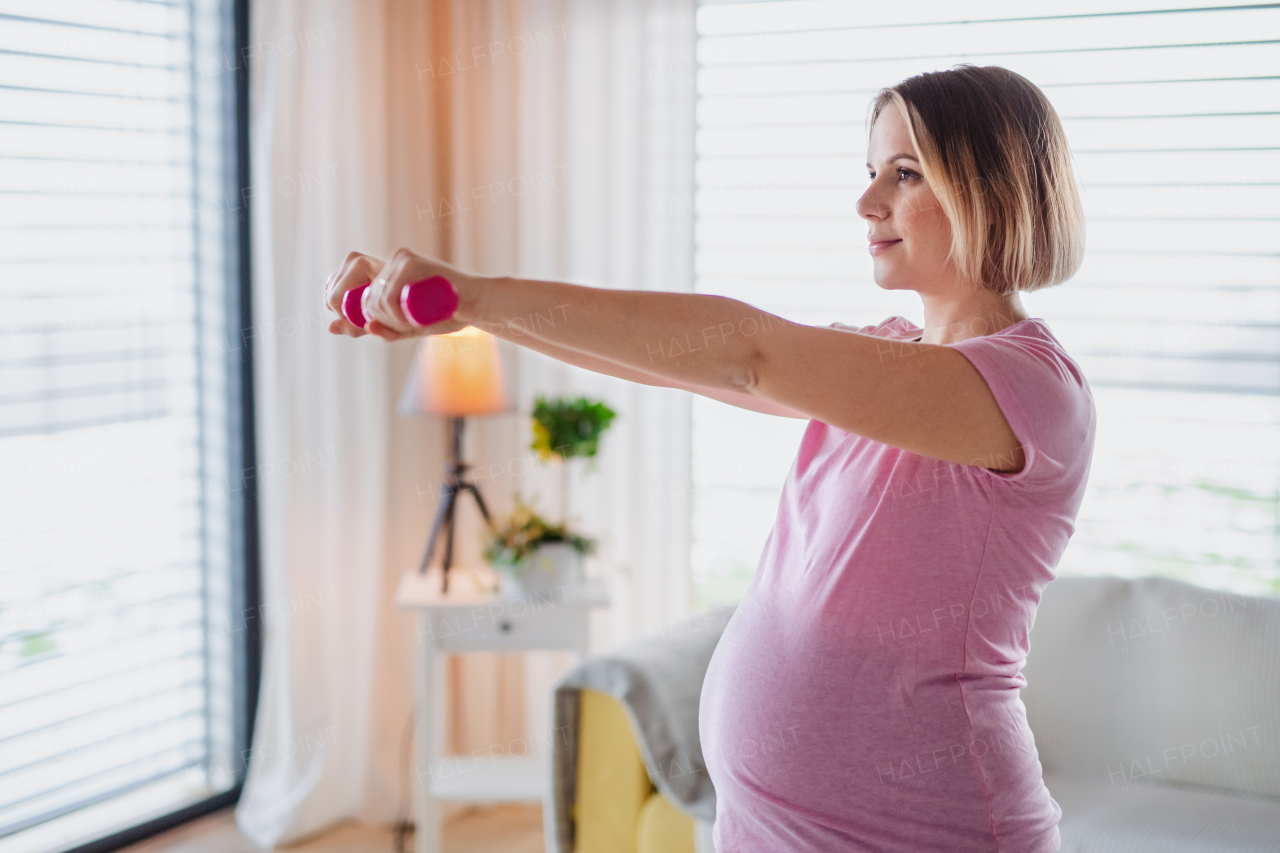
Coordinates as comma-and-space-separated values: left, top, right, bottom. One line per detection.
324, 249, 1023, 470
323, 251, 805, 418
476, 326, 809, 419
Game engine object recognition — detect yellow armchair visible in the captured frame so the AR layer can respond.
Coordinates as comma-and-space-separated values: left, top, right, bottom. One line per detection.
572, 688, 696, 853
548, 604, 734, 853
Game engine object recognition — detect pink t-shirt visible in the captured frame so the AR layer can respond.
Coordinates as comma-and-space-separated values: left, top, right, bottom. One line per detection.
699, 315, 1095, 853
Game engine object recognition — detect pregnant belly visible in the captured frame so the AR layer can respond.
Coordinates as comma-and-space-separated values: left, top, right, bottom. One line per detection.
698, 593, 995, 827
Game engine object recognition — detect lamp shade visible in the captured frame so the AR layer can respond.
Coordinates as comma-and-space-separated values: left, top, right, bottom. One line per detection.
397, 326, 512, 417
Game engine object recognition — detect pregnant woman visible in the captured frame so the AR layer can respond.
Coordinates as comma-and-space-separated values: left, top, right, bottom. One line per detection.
327, 64, 1094, 852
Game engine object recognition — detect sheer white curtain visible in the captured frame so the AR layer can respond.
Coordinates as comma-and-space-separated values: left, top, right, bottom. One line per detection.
235, 0, 696, 846
523, 0, 698, 644
446, 0, 699, 741
235, 0, 405, 846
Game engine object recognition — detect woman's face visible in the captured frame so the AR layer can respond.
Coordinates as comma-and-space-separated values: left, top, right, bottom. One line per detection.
856, 102, 958, 293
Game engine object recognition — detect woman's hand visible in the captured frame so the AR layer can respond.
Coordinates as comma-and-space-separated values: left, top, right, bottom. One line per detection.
323, 248, 479, 340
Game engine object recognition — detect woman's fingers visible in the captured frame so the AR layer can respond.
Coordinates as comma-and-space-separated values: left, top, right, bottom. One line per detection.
325, 250, 386, 335
366, 318, 410, 341
331, 315, 368, 337
364, 249, 418, 334
323, 255, 357, 315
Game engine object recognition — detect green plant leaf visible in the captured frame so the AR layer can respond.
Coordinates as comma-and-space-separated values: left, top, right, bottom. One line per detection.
482, 491, 597, 568
529, 396, 618, 462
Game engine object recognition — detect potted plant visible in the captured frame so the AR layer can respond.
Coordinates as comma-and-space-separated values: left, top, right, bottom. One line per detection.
529, 395, 618, 524
483, 493, 596, 598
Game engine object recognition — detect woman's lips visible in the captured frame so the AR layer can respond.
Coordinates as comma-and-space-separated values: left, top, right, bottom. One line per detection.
868, 239, 901, 256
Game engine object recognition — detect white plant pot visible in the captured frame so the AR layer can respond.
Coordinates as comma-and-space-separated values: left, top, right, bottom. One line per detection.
497, 542, 583, 600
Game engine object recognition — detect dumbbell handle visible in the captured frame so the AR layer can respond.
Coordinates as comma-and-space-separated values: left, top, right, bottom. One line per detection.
341, 275, 459, 329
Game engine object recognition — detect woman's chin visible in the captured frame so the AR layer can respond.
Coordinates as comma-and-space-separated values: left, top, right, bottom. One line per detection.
871, 271, 911, 292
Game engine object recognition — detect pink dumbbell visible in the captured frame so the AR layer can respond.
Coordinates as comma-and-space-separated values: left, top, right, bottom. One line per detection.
342, 275, 459, 329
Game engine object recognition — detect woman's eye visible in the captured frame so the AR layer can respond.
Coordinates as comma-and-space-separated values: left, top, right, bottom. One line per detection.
869, 168, 919, 181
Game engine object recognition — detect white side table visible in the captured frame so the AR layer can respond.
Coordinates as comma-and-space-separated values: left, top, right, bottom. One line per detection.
394, 568, 610, 853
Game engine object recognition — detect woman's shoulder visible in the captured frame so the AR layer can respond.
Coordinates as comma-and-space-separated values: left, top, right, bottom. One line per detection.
828, 315, 922, 340
965, 317, 1089, 389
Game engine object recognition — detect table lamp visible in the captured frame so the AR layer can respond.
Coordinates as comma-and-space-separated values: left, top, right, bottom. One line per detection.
398, 326, 513, 592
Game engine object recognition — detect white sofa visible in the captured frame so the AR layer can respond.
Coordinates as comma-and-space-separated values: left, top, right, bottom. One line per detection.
1021, 576, 1280, 851
559, 575, 1280, 852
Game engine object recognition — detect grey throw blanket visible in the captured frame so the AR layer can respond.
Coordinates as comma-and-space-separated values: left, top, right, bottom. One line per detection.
547, 603, 737, 853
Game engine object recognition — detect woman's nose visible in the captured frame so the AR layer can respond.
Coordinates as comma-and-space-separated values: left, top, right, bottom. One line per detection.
856, 181, 886, 221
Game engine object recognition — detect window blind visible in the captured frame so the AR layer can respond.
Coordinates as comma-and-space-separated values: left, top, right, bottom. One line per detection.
691, 0, 1280, 607
0, 1, 244, 849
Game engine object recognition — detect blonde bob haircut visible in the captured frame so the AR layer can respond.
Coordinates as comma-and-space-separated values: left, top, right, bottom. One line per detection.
869, 65, 1085, 294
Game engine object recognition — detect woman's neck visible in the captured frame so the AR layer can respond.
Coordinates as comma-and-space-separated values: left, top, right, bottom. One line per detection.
918, 287, 1029, 345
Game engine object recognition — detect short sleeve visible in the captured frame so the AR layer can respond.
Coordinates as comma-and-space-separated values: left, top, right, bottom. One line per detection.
947, 324, 1095, 491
